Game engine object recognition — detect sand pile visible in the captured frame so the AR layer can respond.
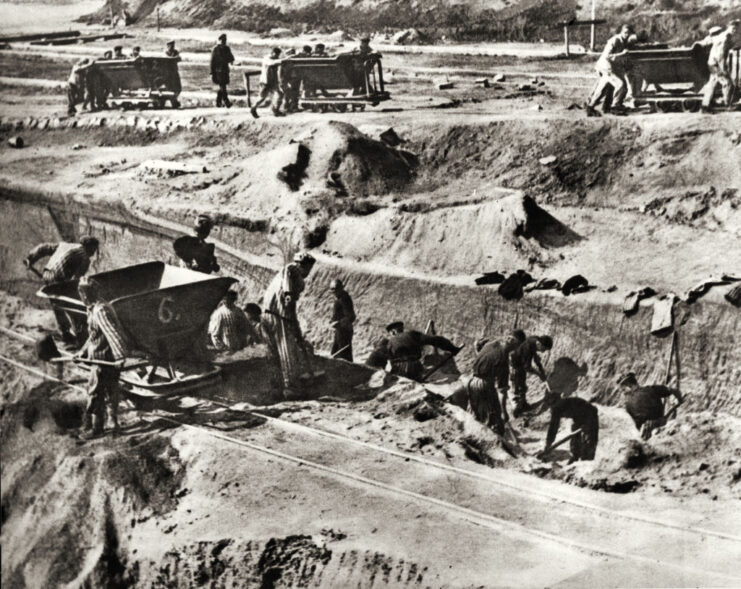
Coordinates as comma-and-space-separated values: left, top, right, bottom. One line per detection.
322, 193, 579, 274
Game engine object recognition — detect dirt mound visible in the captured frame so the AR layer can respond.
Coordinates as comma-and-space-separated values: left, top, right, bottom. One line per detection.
550, 409, 741, 500
323, 193, 579, 274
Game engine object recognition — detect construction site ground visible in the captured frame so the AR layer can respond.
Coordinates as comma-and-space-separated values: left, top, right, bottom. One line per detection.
1, 10, 741, 589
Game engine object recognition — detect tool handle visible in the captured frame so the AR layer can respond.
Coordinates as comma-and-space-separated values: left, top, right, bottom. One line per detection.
26, 264, 43, 279
51, 356, 124, 368
540, 428, 583, 457
421, 344, 465, 383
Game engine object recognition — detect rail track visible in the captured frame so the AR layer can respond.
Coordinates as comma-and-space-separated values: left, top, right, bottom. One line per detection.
2, 325, 741, 584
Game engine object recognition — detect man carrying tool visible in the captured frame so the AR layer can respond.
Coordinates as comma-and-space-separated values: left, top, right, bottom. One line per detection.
618, 372, 683, 440
509, 334, 552, 417
173, 214, 220, 274
211, 33, 235, 108
250, 47, 284, 118
25, 236, 99, 343
464, 332, 524, 435
76, 277, 128, 438
261, 252, 317, 398
542, 394, 599, 462
385, 321, 462, 382
208, 290, 257, 352
586, 24, 634, 116
701, 20, 739, 113
329, 278, 355, 361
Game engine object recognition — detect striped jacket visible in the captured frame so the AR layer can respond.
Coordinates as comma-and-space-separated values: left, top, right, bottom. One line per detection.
208, 303, 255, 352
27, 242, 91, 284
85, 302, 127, 361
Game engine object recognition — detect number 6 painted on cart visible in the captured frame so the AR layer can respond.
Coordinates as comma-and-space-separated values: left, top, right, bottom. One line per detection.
158, 296, 180, 323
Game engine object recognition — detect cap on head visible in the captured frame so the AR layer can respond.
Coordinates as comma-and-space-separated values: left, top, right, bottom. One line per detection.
195, 214, 214, 233
80, 235, 99, 253
315, 43, 325, 50
511, 329, 526, 344
224, 290, 238, 303
167, 40, 175, 46
219, 33, 227, 41
386, 321, 404, 334
114, 45, 123, 51
538, 335, 553, 350
133, 46, 141, 51
620, 24, 634, 33
330, 278, 344, 290
302, 45, 312, 53
286, 48, 296, 55
617, 372, 638, 387
293, 251, 316, 265
475, 337, 489, 353
244, 302, 262, 316
361, 36, 371, 43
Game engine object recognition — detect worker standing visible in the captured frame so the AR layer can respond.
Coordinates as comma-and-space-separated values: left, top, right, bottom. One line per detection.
586, 24, 634, 116
385, 321, 461, 382
112, 45, 125, 60
329, 278, 355, 361
260, 252, 316, 398
509, 334, 552, 417
542, 395, 599, 462
165, 40, 181, 61
211, 33, 235, 108
173, 214, 220, 274
76, 277, 128, 438
465, 333, 523, 435
25, 236, 99, 344
618, 372, 683, 439
66, 57, 91, 116
701, 20, 739, 112
250, 47, 284, 118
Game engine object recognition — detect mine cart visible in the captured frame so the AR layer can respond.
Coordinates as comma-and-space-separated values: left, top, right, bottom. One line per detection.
245, 52, 390, 112
38, 262, 236, 394
93, 56, 182, 109
627, 45, 740, 112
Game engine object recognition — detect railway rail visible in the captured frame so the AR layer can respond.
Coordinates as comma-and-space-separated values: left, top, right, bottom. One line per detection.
2, 325, 741, 584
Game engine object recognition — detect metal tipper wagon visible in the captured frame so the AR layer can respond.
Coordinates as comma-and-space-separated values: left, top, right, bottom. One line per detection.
93, 56, 182, 109
37, 261, 236, 394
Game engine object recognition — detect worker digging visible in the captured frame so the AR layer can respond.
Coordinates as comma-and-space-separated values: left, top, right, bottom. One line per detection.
0, 2, 739, 587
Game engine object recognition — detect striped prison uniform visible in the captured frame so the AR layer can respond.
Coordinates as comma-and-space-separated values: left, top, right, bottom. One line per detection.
260, 262, 312, 389
27, 242, 91, 284
83, 302, 127, 428
208, 303, 254, 352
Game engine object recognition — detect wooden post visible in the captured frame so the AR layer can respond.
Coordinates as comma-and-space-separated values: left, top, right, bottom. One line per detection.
156, 3, 161, 32
564, 24, 570, 57
590, 0, 596, 52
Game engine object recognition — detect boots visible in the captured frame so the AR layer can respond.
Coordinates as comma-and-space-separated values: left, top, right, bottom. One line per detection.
80, 414, 104, 440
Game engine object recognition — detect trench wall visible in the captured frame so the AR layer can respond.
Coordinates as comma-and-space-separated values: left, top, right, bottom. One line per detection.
1, 193, 739, 417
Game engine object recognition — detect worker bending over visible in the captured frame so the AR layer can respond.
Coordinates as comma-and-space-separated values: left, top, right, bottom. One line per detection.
618, 372, 683, 439
385, 321, 461, 382
543, 394, 599, 462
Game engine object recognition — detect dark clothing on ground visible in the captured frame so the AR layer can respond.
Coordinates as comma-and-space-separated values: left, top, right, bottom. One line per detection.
545, 397, 599, 461
331, 288, 355, 362
211, 44, 235, 107
624, 385, 678, 429
173, 235, 220, 274
387, 330, 458, 381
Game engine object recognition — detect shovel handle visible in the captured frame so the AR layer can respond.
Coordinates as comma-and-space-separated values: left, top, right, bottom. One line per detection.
51, 356, 124, 368
421, 344, 465, 383
540, 428, 583, 458
26, 264, 43, 279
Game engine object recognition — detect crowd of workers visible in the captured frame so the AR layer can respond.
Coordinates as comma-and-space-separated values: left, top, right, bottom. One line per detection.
24, 215, 685, 459
586, 19, 739, 116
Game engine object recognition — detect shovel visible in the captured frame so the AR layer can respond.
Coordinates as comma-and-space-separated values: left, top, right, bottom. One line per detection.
36, 334, 123, 368
537, 428, 583, 460
25, 263, 43, 279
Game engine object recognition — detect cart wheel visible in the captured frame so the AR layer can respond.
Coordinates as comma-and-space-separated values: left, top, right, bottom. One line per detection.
681, 99, 700, 113
656, 102, 670, 113
359, 104, 366, 112
335, 104, 347, 112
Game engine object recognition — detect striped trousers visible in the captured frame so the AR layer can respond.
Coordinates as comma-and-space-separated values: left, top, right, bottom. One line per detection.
261, 312, 310, 389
